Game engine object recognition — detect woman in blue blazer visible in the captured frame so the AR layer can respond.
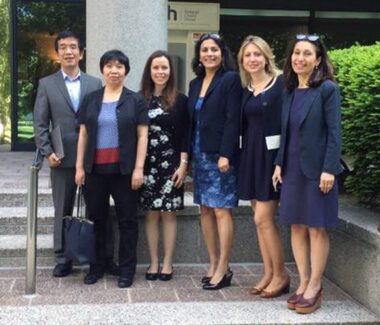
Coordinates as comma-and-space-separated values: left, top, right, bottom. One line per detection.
188, 33, 242, 290
272, 35, 343, 314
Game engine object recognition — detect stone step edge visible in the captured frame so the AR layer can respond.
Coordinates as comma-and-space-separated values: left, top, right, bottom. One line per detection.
0, 206, 208, 221
0, 234, 52, 250
0, 301, 378, 324
0, 197, 251, 220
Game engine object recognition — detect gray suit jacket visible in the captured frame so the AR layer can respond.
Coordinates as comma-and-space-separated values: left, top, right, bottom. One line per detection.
33, 70, 102, 168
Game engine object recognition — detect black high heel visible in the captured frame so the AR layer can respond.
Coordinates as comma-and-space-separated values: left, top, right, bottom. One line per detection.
201, 276, 212, 284
202, 266, 232, 284
202, 270, 233, 290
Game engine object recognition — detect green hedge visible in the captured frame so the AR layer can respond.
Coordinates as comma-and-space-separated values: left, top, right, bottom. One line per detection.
329, 43, 380, 207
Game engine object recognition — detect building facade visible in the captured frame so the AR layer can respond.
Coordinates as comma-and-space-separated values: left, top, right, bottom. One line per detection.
0, 0, 379, 150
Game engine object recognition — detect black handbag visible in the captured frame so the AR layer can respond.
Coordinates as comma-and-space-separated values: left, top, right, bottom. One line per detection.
63, 187, 96, 264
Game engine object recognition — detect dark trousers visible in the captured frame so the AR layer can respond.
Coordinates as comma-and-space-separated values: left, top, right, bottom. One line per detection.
83, 173, 138, 277
51, 168, 116, 264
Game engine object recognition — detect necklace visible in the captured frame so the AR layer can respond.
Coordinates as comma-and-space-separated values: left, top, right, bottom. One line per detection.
250, 74, 271, 93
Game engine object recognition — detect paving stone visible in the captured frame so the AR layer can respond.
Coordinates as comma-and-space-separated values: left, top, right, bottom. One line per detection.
31, 293, 82, 306
220, 287, 261, 302
130, 287, 178, 303
176, 287, 224, 302
77, 290, 130, 304
0, 268, 26, 278
0, 278, 13, 294
12, 278, 60, 295
233, 274, 261, 288
242, 263, 265, 275
150, 276, 197, 289
0, 294, 31, 306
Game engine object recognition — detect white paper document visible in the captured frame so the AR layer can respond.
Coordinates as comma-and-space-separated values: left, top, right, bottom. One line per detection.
265, 134, 281, 150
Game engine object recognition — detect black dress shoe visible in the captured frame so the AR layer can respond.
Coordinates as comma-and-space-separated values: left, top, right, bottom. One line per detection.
52, 263, 72, 278
84, 271, 104, 285
118, 276, 133, 288
203, 271, 233, 290
159, 267, 173, 281
105, 260, 120, 276
145, 265, 159, 281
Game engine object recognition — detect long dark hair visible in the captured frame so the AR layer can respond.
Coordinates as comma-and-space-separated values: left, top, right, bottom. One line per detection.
191, 33, 237, 77
140, 50, 177, 110
283, 35, 334, 92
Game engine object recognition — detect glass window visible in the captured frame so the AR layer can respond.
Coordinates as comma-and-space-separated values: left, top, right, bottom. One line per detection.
14, 0, 85, 149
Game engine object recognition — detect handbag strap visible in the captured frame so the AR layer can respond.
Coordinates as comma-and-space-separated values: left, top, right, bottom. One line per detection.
75, 186, 84, 219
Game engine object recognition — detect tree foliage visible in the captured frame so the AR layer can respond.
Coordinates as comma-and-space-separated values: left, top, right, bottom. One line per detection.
329, 43, 380, 207
0, 0, 11, 144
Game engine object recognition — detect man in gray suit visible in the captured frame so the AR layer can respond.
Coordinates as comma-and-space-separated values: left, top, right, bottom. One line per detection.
33, 31, 103, 277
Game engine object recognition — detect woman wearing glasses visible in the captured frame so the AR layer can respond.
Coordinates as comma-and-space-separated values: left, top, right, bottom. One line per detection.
188, 33, 242, 290
272, 35, 343, 313
237, 36, 289, 298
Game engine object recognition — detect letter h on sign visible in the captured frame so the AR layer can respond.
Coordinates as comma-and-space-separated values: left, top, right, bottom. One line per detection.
168, 5, 177, 21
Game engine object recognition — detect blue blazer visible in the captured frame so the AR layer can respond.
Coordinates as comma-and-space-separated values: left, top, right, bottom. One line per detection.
188, 70, 242, 163
275, 80, 343, 179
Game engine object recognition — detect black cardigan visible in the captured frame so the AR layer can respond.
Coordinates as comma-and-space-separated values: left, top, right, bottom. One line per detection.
78, 87, 149, 175
167, 92, 189, 156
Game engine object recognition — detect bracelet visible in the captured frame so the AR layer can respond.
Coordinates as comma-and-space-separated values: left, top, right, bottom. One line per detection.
181, 159, 188, 164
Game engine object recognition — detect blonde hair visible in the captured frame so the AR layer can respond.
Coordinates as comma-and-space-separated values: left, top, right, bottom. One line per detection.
237, 35, 281, 87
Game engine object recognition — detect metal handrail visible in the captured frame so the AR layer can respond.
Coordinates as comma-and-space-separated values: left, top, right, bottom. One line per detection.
25, 150, 43, 295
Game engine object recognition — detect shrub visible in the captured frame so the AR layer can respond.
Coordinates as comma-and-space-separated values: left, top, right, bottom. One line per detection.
329, 43, 380, 207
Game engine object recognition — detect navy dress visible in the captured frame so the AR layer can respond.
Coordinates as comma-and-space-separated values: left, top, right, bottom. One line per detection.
279, 88, 338, 228
238, 78, 281, 202
192, 98, 238, 208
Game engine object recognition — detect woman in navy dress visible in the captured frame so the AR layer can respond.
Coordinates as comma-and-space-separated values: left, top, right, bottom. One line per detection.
273, 35, 343, 314
188, 33, 242, 290
139, 50, 189, 281
237, 36, 289, 298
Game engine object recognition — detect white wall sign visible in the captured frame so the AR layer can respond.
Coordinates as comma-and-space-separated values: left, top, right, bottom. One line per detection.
168, 2, 220, 31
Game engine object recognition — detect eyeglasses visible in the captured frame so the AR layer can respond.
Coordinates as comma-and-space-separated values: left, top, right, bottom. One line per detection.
200, 33, 221, 42
296, 34, 320, 42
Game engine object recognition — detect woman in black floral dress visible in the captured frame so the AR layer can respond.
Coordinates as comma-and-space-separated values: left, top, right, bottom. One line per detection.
139, 50, 189, 281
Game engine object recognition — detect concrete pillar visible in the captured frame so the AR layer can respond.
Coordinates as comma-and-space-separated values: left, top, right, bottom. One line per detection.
86, 0, 168, 91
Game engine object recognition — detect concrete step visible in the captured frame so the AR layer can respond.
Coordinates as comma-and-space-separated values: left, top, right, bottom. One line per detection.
0, 193, 206, 235
0, 189, 53, 207
0, 207, 55, 235
0, 235, 54, 267
0, 265, 378, 324
0, 205, 284, 267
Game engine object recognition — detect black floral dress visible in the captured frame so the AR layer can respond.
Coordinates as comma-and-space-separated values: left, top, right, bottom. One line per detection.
139, 96, 184, 211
